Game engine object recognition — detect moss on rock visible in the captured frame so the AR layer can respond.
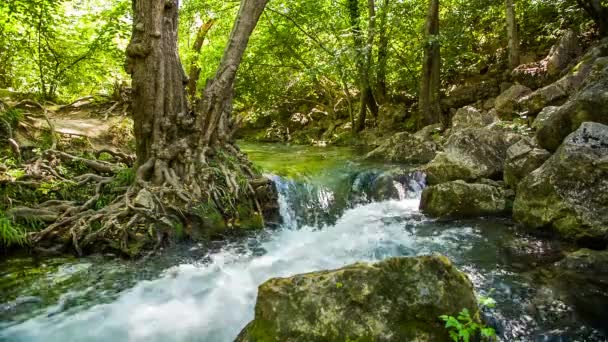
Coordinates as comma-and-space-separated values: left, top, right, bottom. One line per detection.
236, 255, 479, 342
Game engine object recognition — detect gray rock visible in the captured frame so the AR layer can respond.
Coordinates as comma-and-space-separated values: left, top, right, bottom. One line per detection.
442, 80, 500, 110
423, 127, 523, 184
519, 39, 608, 117
534, 58, 608, 151
513, 122, 608, 245
451, 106, 486, 130
545, 29, 582, 76
495, 84, 532, 119
236, 256, 479, 342
420, 180, 510, 219
503, 137, 551, 189
365, 132, 437, 164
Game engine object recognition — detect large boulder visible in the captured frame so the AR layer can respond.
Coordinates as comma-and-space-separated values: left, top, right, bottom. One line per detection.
494, 84, 532, 119
365, 132, 437, 164
545, 29, 582, 76
236, 256, 479, 342
513, 122, 608, 246
420, 180, 510, 219
423, 127, 522, 185
533, 58, 608, 151
451, 106, 495, 130
503, 137, 551, 189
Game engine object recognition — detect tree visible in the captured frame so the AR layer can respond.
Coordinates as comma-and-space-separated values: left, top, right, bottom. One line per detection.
505, 0, 520, 69
31, 0, 271, 254
418, 0, 441, 128
375, 0, 391, 104
349, 0, 379, 133
576, 0, 608, 36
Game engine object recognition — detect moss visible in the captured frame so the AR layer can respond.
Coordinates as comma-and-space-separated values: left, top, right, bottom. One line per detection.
236, 202, 264, 230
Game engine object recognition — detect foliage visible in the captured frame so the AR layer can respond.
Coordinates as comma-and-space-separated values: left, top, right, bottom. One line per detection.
0, 0, 131, 101
0, 212, 27, 247
440, 295, 497, 342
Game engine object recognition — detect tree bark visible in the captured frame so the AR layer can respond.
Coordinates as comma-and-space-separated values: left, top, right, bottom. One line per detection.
187, 19, 216, 99
418, 0, 442, 128
376, 0, 390, 104
576, 0, 608, 37
505, 0, 520, 69
350, 0, 379, 133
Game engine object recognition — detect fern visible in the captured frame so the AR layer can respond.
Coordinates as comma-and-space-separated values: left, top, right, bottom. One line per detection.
0, 214, 27, 247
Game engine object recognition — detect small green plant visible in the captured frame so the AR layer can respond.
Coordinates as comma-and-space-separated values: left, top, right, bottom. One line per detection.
440, 295, 497, 342
0, 213, 27, 247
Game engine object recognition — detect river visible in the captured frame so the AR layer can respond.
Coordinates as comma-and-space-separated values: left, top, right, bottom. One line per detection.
0, 142, 605, 341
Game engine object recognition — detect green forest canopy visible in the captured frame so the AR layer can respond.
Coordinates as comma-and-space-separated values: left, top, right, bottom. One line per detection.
0, 0, 596, 123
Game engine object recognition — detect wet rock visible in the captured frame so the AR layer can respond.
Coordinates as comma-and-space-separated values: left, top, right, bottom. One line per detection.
236, 255, 479, 342
423, 127, 523, 184
451, 105, 494, 130
503, 137, 551, 189
499, 237, 565, 270
551, 249, 608, 329
534, 58, 608, 151
513, 122, 608, 246
495, 84, 532, 119
365, 132, 437, 164
420, 180, 510, 219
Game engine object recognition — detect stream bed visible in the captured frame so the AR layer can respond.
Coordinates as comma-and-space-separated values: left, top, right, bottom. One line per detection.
0, 143, 606, 341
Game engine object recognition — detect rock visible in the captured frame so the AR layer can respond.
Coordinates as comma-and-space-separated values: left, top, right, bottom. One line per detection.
423, 127, 522, 184
442, 79, 500, 110
451, 106, 485, 130
134, 189, 155, 210
513, 122, 608, 246
420, 180, 510, 219
545, 29, 582, 77
236, 256, 479, 342
483, 97, 496, 110
551, 249, 608, 327
413, 123, 443, 142
503, 138, 551, 189
365, 132, 437, 164
499, 237, 565, 270
533, 59, 608, 151
519, 39, 608, 117
495, 84, 532, 119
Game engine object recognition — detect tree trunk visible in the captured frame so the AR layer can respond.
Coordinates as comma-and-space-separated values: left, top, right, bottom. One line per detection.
418, 0, 442, 129
376, 0, 390, 104
505, 0, 520, 69
576, 0, 608, 37
187, 19, 216, 99
350, 0, 379, 133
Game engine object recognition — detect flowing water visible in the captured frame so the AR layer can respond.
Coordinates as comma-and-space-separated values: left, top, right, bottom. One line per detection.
0, 143, 606, 341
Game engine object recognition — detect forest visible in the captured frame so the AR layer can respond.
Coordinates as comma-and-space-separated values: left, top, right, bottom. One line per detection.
1, 0, 608, 341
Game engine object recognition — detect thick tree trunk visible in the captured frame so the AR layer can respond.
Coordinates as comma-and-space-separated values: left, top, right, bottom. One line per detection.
576, 0, 608, 37
376, 0, 391, 104
187, 19, 216, 99
350, 0, 379, 133
505, 0, 520, 69
418, 0, 442, 128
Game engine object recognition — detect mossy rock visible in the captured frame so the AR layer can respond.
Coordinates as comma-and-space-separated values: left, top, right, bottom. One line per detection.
236, 255, 479, 342
364, 132, 437, 164
513, 122, 608, 247
420, 180, 510, 219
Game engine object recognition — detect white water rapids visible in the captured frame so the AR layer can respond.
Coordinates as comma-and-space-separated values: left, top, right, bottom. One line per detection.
1, 175, 486, 342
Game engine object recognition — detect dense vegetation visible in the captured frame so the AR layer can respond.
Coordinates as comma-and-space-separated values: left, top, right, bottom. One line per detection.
0, 0, 605, 253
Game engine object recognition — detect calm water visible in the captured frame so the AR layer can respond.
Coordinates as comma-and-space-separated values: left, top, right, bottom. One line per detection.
0, 142, 605, 341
